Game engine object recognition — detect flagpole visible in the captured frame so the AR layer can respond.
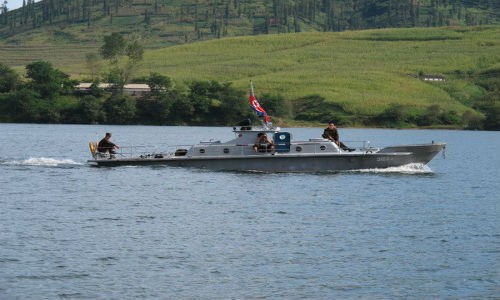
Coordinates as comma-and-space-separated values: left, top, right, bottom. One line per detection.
250, 80, 264, 128
249, 80, 272, 129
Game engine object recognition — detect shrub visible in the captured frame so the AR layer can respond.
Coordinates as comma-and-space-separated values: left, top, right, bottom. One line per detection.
462, 110, 484, 130
103, 95, 136, 124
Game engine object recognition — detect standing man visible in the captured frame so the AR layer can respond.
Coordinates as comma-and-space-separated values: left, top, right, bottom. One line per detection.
322, 121, 353, 151
97, 132, 119, 158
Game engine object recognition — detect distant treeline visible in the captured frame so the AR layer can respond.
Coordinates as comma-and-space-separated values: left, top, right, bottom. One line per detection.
0, 61, 259, 125
1, 62, 499, 130
1, 0, 499, 39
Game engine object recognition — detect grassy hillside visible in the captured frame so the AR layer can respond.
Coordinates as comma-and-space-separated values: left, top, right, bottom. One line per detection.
98, 26, 499, 118
1, 0, 499, 70
2, 0, 499, 44
1, 26, 499, 127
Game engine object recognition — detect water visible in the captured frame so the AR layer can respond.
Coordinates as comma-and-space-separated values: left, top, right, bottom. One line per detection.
0, 124, 499, 299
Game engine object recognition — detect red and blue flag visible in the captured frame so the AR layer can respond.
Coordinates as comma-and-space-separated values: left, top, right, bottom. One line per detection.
249, 82, 271, 123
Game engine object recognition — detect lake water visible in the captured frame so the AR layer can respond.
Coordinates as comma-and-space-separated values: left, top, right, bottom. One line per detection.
0, 124, 499, 299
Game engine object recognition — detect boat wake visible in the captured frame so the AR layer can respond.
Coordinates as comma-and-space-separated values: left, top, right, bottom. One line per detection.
352, 163, 433, 174
1, 157, 83, 167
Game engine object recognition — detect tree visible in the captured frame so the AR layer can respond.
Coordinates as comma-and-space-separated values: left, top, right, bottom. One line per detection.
169, 93, 194, 125
188, 80, 213, 118
77, 95, 105, 124
135, 73, 175, 125
99, 32, 126, 64
185, 80, 251, 125
375, 103, 409, 127
3, 88, 41, 122
417, 104, 443, 126
103, 94, 136, 124
101, 66, 124, 94
25, 61, 72, 98
462, 110, 484, 130
99, 33, 144, 92
1, 1, 8, 25
259, 92, 290, 118
122, 38, 144, 85
213, 82, 249, 125
0, 63, 20, 93
147, 72, 172, 96
483, 102, 500, 130
85, 53, 102, 81
136, 97, 171, 125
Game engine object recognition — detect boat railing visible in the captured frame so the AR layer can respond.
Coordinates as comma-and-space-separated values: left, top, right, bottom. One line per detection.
114, 146, 149, 157
94, 146, 160, 159
343, 140, 377, 151
95, 140, 379, 159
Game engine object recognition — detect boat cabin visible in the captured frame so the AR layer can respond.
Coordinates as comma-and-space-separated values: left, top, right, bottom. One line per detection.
181, 124, 342, 157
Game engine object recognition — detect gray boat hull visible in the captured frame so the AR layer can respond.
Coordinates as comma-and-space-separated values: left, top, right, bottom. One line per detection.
88, 143, 445, 172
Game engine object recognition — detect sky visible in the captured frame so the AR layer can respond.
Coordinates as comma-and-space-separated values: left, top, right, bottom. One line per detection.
5, 0, 41, 11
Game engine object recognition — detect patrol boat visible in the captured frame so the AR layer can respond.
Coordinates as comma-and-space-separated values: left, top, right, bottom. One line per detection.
87, 123, 445, 171
87, 82, 445, 171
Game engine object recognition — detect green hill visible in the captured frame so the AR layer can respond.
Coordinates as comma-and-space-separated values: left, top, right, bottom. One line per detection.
139, 27, 499, 115
1, 0, 499, 67
1, 25, 499, 128
0, 1, 499, 128
62, 26, 497, 125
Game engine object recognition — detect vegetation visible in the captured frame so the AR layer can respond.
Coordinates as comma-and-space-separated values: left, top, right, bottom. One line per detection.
138, 27, 498, 129
0, 61, 257, 125
1, 0, 499, 42
0, 1, 499, 129
1, 0, 499, 67
100, 32, 144, 91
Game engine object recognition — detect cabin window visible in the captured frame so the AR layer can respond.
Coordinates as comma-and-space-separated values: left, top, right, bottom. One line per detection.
320, 145, 326, 151
295, 146, 302, 152
223, 148, 230, 154
199, 149, 205, 154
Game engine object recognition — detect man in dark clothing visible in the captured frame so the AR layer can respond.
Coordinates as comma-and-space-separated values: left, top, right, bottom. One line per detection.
322, 121, 353, 151
98, 132, 119, 157
253, 132, 275, 153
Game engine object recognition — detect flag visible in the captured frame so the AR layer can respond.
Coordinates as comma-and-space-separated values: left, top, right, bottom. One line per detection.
249, 81, 271, 123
